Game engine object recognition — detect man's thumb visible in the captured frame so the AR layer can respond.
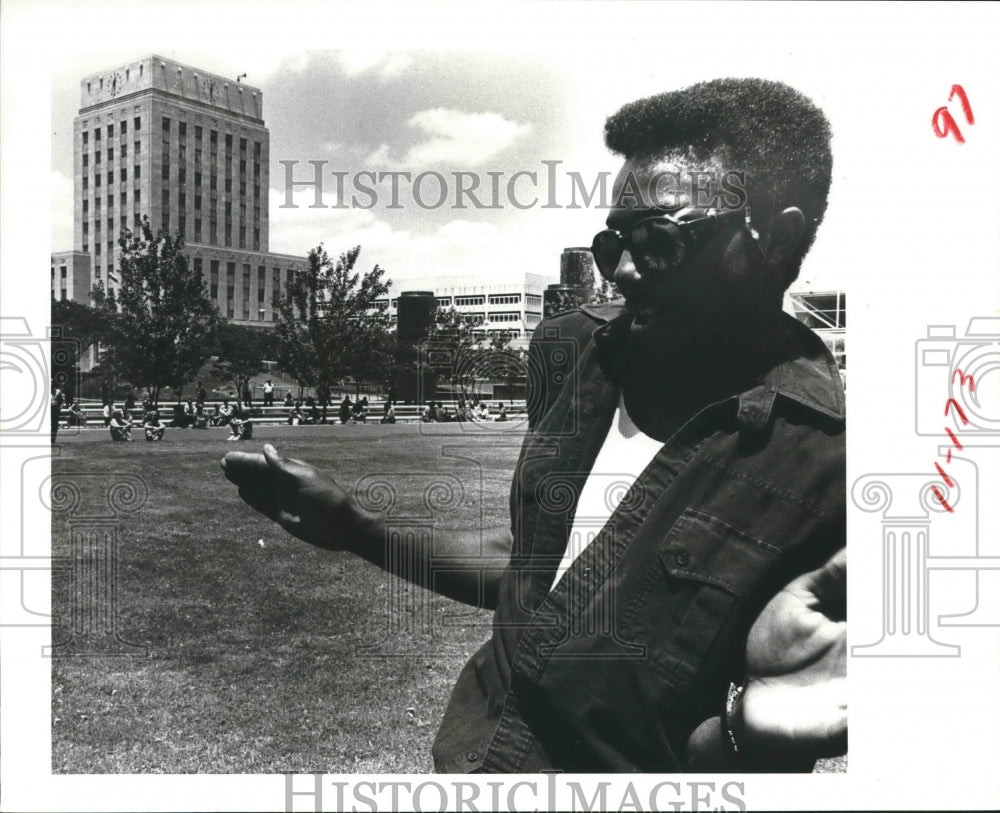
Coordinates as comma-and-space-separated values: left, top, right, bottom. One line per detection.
263, 443, 286, 470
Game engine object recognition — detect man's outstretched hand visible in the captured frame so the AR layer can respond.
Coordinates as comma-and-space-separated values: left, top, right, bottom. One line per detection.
741, 546, 847, 759
220, 443, 374, 554
685, 547, 846, 771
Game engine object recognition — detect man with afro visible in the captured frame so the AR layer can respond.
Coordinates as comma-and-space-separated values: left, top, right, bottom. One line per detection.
223, 78, 846, 773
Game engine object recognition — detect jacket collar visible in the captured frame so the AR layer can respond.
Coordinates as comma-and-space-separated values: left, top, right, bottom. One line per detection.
582, 301, 845, 429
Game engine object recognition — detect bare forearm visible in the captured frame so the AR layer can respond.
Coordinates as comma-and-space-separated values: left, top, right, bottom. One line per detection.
345, 510, 512, 609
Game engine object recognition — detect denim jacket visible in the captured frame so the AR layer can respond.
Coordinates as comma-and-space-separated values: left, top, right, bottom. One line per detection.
433, 304, 846, 773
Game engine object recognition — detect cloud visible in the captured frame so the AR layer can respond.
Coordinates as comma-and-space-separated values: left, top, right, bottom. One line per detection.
337, 49, 412, 78
366, 108, 533, 169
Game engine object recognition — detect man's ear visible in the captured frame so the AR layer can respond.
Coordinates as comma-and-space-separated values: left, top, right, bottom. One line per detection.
764, 207, 805, 265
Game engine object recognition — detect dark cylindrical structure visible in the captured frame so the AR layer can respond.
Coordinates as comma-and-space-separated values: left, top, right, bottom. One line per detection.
396, 290, 437, 343
544, 283, 587, 318
560, 247, 596, 292
395, 291, 438, 403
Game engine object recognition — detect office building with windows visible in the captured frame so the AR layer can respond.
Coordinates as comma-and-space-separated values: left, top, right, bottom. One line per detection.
55, 55, 306, 327
375, 273, 555, 347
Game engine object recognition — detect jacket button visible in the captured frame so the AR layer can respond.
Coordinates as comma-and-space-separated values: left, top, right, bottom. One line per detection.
675, 550, 690, 566
466, 751, 479, 762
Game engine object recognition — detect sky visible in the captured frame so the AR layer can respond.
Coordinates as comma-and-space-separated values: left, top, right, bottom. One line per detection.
50, 38, 866, 292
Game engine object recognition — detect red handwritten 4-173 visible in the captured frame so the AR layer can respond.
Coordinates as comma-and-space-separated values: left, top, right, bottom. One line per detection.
931, 368, 975, 512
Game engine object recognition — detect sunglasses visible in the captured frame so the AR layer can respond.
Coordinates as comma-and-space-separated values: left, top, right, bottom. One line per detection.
590, 208, 758, 281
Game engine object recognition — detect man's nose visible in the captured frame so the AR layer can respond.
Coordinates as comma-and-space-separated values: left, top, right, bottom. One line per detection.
613, 249, 642, 291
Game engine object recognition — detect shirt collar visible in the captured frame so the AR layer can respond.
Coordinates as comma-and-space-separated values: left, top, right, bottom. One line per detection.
583, 301, 845, 429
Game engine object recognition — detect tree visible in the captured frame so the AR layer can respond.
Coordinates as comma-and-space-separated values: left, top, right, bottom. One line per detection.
418, 308, 521, 401
275, 244, 393, 401
212, 323, 277, 405
50, 297, 112, 400
91, 217, 223, 406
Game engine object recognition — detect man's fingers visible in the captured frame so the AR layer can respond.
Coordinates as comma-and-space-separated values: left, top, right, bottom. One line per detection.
220, 451, 269, 484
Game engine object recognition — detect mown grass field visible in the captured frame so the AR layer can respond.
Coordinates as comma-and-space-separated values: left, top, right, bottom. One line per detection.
51, 421, 844, 774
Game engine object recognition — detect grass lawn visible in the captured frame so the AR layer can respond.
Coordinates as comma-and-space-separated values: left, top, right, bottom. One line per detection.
51, 422, 845, 774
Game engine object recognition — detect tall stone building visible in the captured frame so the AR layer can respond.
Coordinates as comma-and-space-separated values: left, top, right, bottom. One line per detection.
55, 54, 306, 326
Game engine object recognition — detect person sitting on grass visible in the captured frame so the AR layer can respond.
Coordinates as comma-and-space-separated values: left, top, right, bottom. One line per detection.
183, 399, 197, 427
380, 403, 397, 424
287, 401, 306, 426
227, 408, 254, 441
351, 397, 368, 424
284, 392, 294, 407
108, 406, 133, 441
495, 402, 508, 422
142, 408, 165, 441
194, 404, 209, 429
218, 399, 234, 426
208, 404, 223, 426
64, 400, 87, 428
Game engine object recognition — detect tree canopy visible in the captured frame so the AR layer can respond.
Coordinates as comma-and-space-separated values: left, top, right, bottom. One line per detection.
91, 217, 223, 405
274, 244, 394, 396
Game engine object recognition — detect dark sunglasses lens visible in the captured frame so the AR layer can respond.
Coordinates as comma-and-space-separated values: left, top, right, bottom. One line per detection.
591, 231, 622, 279
641, 219, 685, 269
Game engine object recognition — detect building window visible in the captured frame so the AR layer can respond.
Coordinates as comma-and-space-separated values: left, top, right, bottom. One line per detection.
455, 296, 486, 306
225, 224, 231, 246
95, 174, 101, 187
194, 195, 202, 209
488, 294, 521, 305
107, 125, 113, 139
253, 228, 260, 250
210, 130, 217, 144
134, 116, 141, 131
210, 174, 217, 190
134, 164, 140, 179
162, 163, 169, 180
194, 219, 202, 241
239, 137, 247, 152
195, 125, 202, 140
83, 154, 89, 168
179, 192, 186, 209
108, 146, 114, 161
162, 117, 170, 132
120, 120, 127, 134
179, 145, 187, 161
121, 167, 127, 181
195, 171, 202, 187
83, 200, 89, 213
225, 178, 232, 193
95, 150, 101, 165
94, 128, 100, 141
107, 171, 114, 184
120, 192, 126, 207
134, 140, 140, 155
178, 168, 186, 184
83, 177, 89, 191
210, 260, 219, 299
225, 133, 232, 148
239, 227, 246, 249
83, 131, 89, 146
178, 122, 186, 138
134, 189, 141, 205
95, 244, 101, 256
194, 257, 202, 282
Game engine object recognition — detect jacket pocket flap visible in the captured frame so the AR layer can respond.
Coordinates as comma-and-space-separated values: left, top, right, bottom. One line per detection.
658, 508, 780, 596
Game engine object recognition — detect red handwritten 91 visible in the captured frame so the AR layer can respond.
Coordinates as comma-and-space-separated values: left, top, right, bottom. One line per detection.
933, 85, 975, 144
931, 368, 975, 512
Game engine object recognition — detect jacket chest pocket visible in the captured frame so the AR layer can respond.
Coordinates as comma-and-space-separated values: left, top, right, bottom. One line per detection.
620, 508, 780, 691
